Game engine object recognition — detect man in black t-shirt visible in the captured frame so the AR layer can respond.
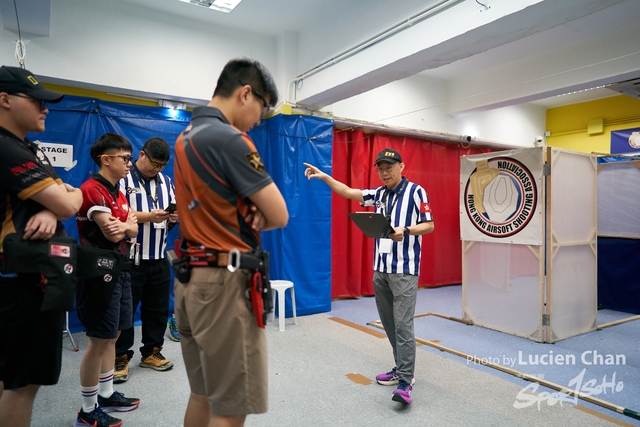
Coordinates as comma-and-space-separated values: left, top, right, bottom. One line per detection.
0, 66, 83, 427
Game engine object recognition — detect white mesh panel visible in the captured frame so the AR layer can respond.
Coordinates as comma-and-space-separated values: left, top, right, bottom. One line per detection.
598, 162, 640, 238
463, 241, 543, 340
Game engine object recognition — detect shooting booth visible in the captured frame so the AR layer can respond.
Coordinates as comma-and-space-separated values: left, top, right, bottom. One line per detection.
460, 147, 598, 343
597, 157, 640, 314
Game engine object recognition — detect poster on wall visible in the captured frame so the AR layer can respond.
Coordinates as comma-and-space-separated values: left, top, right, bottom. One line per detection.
460, 147, 543, 245
610, 126, 640, 154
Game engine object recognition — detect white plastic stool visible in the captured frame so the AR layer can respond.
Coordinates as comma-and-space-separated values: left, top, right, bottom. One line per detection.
269, 280, 297, 331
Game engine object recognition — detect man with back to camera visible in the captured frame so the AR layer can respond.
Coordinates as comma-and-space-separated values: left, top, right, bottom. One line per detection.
173, 57, 289, 427
304, 148, 434, 405
0, 65, 83, 427
114, 137, 177, 384
74, 133, 141, 427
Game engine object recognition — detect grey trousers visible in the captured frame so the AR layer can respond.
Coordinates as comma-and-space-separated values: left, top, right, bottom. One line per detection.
373, 271, 419, 383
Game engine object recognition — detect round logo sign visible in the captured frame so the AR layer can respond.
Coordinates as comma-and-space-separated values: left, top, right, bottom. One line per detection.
463, 157, 537, 238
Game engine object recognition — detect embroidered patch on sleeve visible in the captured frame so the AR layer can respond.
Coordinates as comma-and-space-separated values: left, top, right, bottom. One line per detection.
420, 202, 431, 213
245, 152, 265, 173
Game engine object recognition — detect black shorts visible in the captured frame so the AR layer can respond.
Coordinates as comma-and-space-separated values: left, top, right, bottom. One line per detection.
76, 271, 133, 339
0, 274, 65, 389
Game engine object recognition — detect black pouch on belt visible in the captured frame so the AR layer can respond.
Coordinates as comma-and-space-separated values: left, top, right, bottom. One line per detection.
76, 246, 126, 310
167, 239, 192, 284
2, 233, 78, 312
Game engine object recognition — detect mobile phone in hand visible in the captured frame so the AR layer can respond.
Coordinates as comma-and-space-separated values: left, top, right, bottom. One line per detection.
165, 203, 177, 213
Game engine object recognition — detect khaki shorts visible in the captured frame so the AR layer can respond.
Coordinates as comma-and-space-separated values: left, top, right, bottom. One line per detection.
174, 267, 268, 416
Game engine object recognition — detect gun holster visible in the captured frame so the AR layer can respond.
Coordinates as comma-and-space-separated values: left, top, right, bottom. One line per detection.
228, 248, 272, 328
167, 240, 192, 284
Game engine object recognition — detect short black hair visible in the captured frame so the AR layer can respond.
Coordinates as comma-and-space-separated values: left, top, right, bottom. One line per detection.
142, 137, 170, 161
90, 133, 132, 166
213, 57, 278, 107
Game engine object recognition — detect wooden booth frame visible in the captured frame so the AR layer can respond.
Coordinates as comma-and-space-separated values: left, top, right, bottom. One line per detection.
461, 147, 597, 343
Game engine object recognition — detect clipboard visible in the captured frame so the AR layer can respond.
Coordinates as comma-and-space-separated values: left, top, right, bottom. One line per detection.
347, 212, 395, 238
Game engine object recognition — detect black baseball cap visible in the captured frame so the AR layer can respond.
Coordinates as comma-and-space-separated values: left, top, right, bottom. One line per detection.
0, 66, 64, 103
374, 148, 403, 165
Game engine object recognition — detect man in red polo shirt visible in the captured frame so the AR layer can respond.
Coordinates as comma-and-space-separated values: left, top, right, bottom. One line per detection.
74, 133, 140, 427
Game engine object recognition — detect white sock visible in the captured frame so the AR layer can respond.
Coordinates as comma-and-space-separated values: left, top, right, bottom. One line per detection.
98, 369, 114, 399
81, 384, 98, 413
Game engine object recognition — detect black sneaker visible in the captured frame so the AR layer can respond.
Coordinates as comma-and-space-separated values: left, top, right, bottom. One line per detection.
74, 404, 122, 427
97, 391, 140, 413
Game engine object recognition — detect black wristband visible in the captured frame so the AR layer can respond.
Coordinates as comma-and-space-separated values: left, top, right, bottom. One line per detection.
403, 226, 410, 236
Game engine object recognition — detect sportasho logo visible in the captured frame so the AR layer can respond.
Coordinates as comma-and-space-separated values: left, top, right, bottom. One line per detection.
513, 368, 624, 410
464, 157, 537, 238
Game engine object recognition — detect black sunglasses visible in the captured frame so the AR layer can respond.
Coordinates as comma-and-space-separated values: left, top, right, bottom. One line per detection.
11, 93, 47, 111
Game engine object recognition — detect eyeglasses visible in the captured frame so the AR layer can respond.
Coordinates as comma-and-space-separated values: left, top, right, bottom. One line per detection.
142, 149, 168, 169
100, 154, 132, 163
377, 165, 396, 173
239, 81, 270, 116
10, 93, 47, 111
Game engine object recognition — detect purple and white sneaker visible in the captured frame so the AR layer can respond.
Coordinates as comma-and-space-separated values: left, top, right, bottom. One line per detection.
376, 368, 415, 386
392, 379, 412, 404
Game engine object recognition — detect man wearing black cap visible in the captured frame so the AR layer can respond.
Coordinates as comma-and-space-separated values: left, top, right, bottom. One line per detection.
0, 65, 83, 427
304, 148, 434, 405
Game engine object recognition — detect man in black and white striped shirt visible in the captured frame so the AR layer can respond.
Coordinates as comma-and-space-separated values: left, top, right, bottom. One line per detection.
304, 148, 434, 406
114, 137, 178, 383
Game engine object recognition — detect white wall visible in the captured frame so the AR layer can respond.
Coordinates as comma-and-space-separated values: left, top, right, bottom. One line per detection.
331, 74, 545, 147
0, 0, 277, 102
295, 0, 432, 74
451, 104, 546, 148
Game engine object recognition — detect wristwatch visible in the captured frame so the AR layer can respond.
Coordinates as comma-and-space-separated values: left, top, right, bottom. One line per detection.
403, 226, 410, 236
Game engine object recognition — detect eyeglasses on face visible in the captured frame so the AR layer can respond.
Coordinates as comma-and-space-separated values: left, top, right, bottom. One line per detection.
238, 80, 270, 116
377, 164, 397, 173
10, 93, 47, 111
99, 153, 132, 163
142, 149, 168, 169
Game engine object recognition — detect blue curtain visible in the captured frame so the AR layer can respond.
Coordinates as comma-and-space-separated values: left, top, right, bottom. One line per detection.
31, 96, 191, 332
251, 114, 334, 317
29, 96, 333, 332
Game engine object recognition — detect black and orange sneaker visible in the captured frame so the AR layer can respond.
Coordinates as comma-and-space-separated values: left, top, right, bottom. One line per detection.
74, 404, 122, 427
97, 391, 140, 413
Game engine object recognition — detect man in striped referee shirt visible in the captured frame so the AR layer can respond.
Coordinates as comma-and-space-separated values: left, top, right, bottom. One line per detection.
304, 148, 434, 405
114, 137, 178, 383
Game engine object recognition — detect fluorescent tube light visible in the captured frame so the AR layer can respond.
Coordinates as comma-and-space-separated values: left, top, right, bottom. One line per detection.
177, 0, 242, 13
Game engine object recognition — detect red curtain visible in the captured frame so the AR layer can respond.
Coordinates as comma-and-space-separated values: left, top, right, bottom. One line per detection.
331, 129, 491, 298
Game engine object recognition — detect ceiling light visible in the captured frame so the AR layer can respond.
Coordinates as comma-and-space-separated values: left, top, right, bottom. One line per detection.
177, 0, 242, 13
158, 99, 187, 110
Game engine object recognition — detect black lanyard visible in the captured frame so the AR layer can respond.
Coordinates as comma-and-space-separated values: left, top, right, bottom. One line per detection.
382, 179, 408, 221
133, 167, 159, 208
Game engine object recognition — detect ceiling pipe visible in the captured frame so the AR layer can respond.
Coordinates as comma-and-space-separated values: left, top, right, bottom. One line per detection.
287, 0, 464, 104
